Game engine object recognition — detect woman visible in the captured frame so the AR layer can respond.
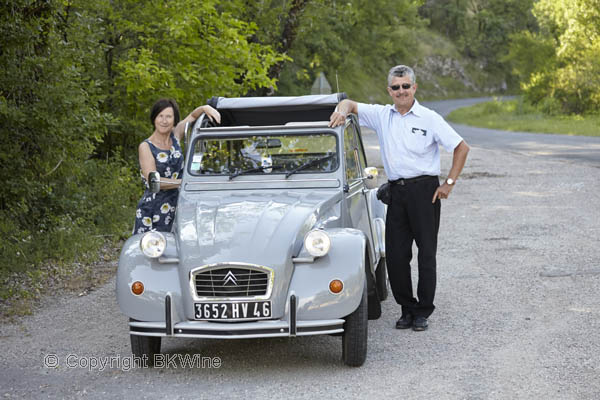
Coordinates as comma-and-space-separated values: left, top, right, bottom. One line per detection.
133, 98, 220, 234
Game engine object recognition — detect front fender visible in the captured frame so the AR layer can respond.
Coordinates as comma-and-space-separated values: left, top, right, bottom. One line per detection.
116, 233, 183, 321
288, 228, 366, 320
117, 228, 368, 324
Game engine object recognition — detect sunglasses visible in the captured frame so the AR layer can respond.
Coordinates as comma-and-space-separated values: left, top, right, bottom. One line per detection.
389, 83, 412, 90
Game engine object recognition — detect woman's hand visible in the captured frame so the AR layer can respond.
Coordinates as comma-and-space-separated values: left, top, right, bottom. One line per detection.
202, 105, 221, 124
174, 104, 221, 140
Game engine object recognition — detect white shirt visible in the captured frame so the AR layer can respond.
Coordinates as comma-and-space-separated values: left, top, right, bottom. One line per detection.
357, 99, 463, 180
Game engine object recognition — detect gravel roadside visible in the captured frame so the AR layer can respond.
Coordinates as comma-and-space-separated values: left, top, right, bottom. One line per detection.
1, 131, 599, 399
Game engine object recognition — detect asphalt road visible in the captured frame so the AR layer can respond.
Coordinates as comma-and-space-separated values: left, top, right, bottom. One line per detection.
1, 99, 599, 399
425, 98, 600, 167
363, 97, 600, 168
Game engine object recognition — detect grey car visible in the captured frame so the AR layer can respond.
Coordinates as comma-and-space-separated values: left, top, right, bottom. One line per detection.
116, 93, 387, 367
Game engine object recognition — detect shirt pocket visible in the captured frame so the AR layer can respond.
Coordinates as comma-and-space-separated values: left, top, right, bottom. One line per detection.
405, 128, 435, 156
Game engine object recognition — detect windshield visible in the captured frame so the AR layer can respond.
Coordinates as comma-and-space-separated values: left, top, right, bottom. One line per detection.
188, 133, 339, 177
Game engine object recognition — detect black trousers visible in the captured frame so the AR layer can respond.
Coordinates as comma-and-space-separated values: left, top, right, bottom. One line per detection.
385, 176, 440, 318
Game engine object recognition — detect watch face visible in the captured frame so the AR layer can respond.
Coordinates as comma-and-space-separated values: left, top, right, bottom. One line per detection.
447, 178, 454, 185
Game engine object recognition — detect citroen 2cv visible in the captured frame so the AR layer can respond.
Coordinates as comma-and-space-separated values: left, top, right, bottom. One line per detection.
116, 93, 387, 367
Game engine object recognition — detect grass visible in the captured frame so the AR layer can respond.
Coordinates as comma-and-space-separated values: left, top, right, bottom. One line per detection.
447, 97, 600, 137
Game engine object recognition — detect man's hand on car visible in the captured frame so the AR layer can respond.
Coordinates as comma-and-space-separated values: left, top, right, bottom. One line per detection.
328, 111, 347, 127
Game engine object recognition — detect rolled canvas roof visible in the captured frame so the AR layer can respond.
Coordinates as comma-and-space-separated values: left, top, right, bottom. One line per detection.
206, 93, 347, 127
211, 93, 344, 109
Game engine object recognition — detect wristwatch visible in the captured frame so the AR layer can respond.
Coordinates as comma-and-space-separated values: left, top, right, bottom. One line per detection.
446, 178, 455, 185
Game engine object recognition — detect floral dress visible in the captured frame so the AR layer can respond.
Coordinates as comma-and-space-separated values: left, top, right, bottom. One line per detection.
133, 132, 184, 234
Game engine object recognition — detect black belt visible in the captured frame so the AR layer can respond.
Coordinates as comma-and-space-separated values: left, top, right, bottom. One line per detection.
389, 175, 437, 186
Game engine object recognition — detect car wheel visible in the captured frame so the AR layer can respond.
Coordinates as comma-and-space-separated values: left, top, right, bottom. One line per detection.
375, 257, 388, 301
342, 279, 368, 367
130, 334, 161, 365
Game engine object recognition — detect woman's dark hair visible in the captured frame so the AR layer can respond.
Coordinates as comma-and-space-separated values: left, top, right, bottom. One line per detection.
150, 98, 180, 127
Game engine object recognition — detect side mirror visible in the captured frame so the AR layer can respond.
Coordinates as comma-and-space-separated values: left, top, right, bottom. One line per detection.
363, 167, 379, 190
148, 171, 161, 193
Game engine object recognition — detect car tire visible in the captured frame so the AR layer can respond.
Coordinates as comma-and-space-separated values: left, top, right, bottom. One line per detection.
130, 334, 161, 365
342, 279, 368, 367
375, 257, 388, 301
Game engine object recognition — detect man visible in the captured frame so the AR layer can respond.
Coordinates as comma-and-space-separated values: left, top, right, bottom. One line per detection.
329, 65, 469, 331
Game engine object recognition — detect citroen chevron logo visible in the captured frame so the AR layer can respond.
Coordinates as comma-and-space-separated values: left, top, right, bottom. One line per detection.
223, 270, 238, 286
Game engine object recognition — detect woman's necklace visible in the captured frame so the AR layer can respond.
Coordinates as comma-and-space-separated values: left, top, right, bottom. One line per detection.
151, 132, 171, 149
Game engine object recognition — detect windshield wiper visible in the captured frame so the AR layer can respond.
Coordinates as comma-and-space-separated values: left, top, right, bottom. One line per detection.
285, 153, 335, 179
228, 165, 282, 180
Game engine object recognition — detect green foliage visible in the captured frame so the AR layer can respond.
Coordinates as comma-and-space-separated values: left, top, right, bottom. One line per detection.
506, 0, 600, 114
0, 0, 111, 274
502, 31, 556, 84
221, 0, 425, 101
419, 0, 537, 84
75, 156, 139, 237
85, 0, 287, 159
117, 1, 285, 105
0, 156, 137, 277
0, 0, 284, 280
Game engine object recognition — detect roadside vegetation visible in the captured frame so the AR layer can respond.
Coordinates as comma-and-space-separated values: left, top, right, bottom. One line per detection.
448, 0, 600, 136
1, 0, 598, 317
448, 98, 600, 137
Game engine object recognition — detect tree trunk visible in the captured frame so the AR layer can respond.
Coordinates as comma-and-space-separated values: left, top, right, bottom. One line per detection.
249, 0, 310, 96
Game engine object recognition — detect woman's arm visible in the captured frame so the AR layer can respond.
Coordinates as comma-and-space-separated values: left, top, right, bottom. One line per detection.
139, 142, 181, 190
173, 105, 221, 141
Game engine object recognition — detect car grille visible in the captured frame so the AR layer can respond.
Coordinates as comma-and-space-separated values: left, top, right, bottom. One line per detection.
194, 267, 270, 298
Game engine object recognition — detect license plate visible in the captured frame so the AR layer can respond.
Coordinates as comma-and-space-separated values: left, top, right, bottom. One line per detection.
194, 301, 272, 320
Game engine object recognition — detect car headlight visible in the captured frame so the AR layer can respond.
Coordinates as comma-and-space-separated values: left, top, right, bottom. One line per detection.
140, 231, 166, 258
304, 230, 331, 257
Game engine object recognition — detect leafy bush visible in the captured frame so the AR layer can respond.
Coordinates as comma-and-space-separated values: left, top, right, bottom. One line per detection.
0, 0, 285, 286
506, 0, 600, 115
513, 97, 537, 115
537, 96, 563, 116
0, 157, 138, 278
76, 156, 140, 238
480, 100, 506, 115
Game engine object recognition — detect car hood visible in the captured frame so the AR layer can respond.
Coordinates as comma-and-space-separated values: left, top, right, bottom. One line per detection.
175, 190, 342, 268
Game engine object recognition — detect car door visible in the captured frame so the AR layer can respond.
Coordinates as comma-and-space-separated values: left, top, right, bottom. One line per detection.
343, 121, 376, 264
354, 121, 383, 263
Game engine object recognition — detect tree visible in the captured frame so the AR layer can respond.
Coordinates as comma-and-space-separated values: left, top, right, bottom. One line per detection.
419, 0, 537, 80
259, 0, 425, 99
507, 0, 600, 114
0, 0, 289, 274
0, 0, 107, 228
0, 0, 116, 271
84, 0, 287, 159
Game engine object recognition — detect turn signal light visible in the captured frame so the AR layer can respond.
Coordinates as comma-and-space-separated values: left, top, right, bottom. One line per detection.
329, 279, 343, 294
131, 281, 144, 295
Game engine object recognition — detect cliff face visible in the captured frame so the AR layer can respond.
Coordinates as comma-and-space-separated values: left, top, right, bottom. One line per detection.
414, 54, 509, 100
351, 30, 510, 103
417, 56, 477, 95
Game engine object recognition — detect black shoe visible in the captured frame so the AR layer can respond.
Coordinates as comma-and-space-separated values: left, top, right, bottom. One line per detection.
395, 314, 413, 329
412, 316, 428, 331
